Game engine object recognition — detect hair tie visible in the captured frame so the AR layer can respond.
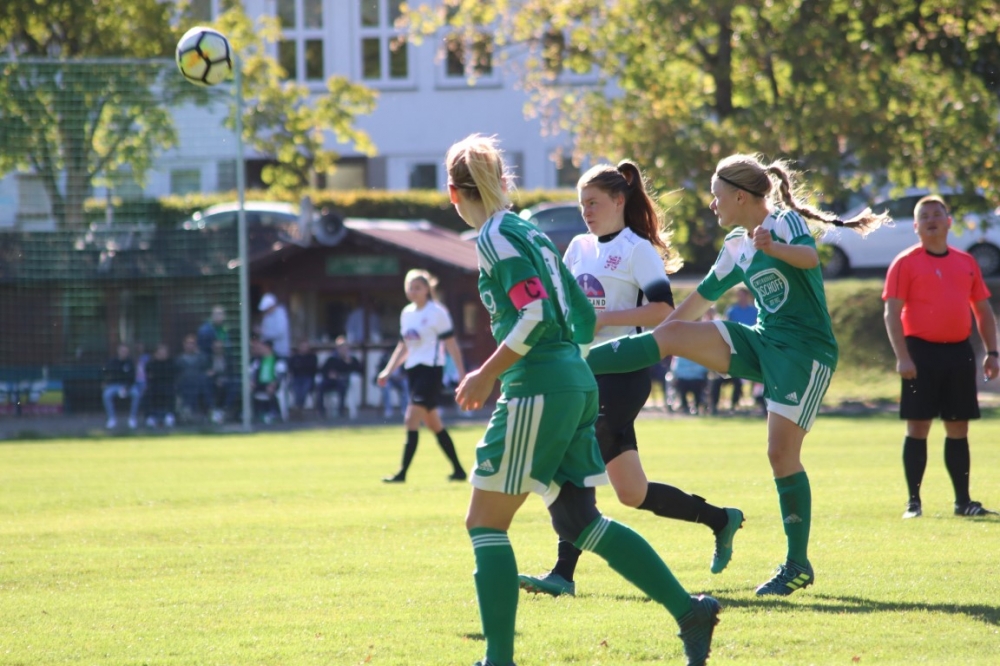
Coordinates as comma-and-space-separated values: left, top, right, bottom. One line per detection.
716, 174, 765, 198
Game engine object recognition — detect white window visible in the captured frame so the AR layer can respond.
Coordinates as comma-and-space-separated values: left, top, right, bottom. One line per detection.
358, 0, 412, 87
277, 0, 326, 82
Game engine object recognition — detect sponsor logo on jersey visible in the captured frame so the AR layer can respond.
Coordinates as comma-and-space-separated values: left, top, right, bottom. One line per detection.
748, 268, 790, 313
576, 273, 606, 311
480, 288, 497, 316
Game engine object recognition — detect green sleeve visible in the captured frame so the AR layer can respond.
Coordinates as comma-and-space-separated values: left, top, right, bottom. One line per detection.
564, 262, 595, 345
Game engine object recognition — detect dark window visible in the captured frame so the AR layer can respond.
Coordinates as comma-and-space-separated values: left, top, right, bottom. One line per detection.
304, 0, 323, 27
556, 162, 581, 188
305, 39, 324, 80
409, 164, 437, 190
360, 0, 378, 27
278, 40, 297, 79
362, 38, 381, 79
389, 37, 408, 79
277, 0, 296, 28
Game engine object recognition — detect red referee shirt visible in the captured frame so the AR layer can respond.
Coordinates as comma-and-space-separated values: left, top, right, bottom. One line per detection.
882, 244, 990, 343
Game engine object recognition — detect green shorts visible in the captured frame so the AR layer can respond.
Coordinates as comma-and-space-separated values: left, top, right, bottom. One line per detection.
470, 389, 608, 506
715, 320, 834, 431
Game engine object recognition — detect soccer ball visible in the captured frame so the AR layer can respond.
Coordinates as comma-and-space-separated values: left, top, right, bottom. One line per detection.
176, 27, 233, 86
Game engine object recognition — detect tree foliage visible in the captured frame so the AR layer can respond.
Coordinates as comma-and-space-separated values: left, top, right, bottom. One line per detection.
0, 0, 376, 227
213, 3, 377, 194
405, 0, 1000, 260
0, 0, 186, 227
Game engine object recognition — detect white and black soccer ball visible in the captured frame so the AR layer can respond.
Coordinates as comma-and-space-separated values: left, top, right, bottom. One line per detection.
176, 27, 233, 87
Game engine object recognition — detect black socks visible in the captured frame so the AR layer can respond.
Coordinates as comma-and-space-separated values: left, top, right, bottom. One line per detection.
638, 482, 728, 533
944, 437, 971, 505
902, 436, 928, 503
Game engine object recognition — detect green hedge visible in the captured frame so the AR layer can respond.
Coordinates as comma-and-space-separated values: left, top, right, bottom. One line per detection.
83, 188, 728, 271
83, 189, 579, 235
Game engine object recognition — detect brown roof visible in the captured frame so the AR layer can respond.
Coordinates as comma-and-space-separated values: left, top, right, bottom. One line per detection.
344, 219, 479, 273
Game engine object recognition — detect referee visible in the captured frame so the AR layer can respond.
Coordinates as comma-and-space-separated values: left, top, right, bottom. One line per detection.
883, 194, 999, 519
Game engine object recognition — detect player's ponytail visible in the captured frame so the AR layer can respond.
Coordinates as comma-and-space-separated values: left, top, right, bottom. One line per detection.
716, 154, 890, 236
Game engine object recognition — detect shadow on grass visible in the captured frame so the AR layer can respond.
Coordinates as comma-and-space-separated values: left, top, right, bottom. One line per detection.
583, 589, 1000, 627
713, 592, 1000, 626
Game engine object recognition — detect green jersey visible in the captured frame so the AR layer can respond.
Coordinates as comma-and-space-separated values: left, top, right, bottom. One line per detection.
697, 209, 838, 368
476, 211, 597, 397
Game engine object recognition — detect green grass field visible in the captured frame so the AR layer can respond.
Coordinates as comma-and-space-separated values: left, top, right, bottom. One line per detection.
1, 415, 998, 665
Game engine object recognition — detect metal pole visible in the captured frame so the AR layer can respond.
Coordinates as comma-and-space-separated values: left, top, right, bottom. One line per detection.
235, 56, 252, 432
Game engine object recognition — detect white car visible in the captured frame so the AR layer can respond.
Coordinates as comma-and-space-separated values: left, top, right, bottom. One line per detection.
818, 190, 1000, 278
178, 200, 346, 246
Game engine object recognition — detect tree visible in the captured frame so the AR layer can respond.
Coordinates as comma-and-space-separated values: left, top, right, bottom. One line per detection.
0, 0, 376, 228
404, 0, 1000, 260
0, 0, 185, 227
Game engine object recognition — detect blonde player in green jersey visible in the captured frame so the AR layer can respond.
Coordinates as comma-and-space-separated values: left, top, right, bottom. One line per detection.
448, 134, 719, 666
586, 154, 889, 596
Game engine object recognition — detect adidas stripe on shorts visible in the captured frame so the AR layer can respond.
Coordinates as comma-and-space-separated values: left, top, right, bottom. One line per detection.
714, 319, 833, 431
470, 388, 608, 506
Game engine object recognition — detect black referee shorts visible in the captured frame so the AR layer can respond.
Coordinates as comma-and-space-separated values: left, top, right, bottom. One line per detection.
900, 336, 980, 421
595, 368, 652, 464
406, 364, 444, 410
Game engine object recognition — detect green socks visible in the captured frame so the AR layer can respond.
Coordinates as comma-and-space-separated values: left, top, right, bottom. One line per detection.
469, 527, 518, 665
575, 516, 692, 620
775, 471, 812, 565
587, 332, 662, 376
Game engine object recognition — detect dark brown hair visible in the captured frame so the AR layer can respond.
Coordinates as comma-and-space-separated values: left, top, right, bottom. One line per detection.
578, 160, 683, 272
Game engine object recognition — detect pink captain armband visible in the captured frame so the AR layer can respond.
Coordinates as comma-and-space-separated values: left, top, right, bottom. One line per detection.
509, 277, 548, 309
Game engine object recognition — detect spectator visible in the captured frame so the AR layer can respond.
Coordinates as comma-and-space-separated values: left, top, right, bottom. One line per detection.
102, 342, 142, 430
257, 293, 291, 358
288, 339, 319, 412
710, 288, 759, 413
175, 334, 212, 421
197, 305, 230, 359
317, 336, 363, 419
647, 356, 672, 412
206, 339, 239, 424
144, 343, 177, 428
671, 355, 709, 415
376, 348, 408, 420
133, 342, 150, 417
250, 338, 285, 423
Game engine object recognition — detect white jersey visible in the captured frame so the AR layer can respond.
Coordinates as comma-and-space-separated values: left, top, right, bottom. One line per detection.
399, 300, 454, 369
259, 304, 291, 357
563, 227, 671, 344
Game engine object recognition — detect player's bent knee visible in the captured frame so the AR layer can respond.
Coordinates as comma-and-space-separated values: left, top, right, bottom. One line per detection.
548, 483, 600, 543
